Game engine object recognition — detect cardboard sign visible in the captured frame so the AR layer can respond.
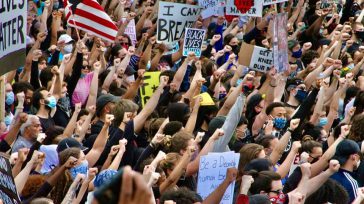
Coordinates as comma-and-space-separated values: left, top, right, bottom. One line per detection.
139, 72, 161, 107
122, 19, 137, 46
0, 0, 27, 75
199, 0, 225, 18
238, 43, 273, 72
183, 28, 206, 57
0, 153, 21, 204
157, 2, 202, 43
194, 92, 215, 106
197, 151, 240, 204
226, 0, 262, 17
273, 13, 289, 73
263, 0, 288, 5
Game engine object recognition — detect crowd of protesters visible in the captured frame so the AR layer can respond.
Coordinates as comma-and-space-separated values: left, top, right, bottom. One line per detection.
1, 0, 364, 203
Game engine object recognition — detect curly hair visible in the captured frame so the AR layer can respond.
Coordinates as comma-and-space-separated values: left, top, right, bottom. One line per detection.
348, 114, 364, 142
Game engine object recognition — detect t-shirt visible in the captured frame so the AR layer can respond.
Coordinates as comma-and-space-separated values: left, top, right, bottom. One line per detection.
331, 168, 361, 203
12, 136, 34, 153
39, 116, 55, 131
72, 72, 94, 106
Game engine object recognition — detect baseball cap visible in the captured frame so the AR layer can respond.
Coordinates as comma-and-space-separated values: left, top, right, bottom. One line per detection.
286, 78, 304, 91
57, 137, 88, 153
96, 94, 120, 117
58, 34, 74, 44
94, 169, 118, 188
333, 139, 361, 165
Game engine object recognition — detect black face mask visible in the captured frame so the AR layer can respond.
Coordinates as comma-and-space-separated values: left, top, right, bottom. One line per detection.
231, 45, 240, 55
356, 31, 364, 41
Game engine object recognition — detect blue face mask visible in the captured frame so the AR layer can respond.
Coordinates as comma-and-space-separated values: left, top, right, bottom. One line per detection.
273, 117, 287, 130
80, 73, 86, 78
4, 115, 12, 126
46, 96, 57, 108
291, 49, 302, 58
318, 117, 328, 127
69, 160, 88, 180
53, 2, 59, 9
294, 89, 307, 103
6, 92, 14, 106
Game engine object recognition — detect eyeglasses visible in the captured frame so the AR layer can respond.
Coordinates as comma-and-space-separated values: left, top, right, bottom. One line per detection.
82, 65, 91, 70
269, 189, 282, 195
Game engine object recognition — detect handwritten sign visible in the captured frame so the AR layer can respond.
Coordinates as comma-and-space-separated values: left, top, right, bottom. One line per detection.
157, 2, 202, 43
238, 43, 273, 72
0, 0, 27, 75
263, 0, 288, 6
122, 19, 137, 46
0, 153, 20, 204
226, 0, 262, 17
183, 28, 206, 57
199, 0, 225, 18
139, 72, 160, 107
197, 151, 240, 204
273, 13, 289, 73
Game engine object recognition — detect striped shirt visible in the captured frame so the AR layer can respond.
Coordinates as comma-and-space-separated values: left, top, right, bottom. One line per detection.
331, 168, 361, 203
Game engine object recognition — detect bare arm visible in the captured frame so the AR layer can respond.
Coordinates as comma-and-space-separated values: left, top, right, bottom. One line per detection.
85, 120, 110, 167
85, 63, 100, 108
63, 103, 81, 137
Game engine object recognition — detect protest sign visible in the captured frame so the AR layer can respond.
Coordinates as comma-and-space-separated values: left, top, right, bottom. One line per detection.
183, 28, 206, 57
263, 0, 288, 5
273, 13, 289, 73
197, 151, 240, 204
157, 2, 202, 43
0, 153, 20, 204
226, 0, 262, 17
0, 0, 27, 75
122, 19, 137, 46
194, 92, 215, 106
140, 72, 161, 107
199, 0, 225, 18
238, 43, 273, 72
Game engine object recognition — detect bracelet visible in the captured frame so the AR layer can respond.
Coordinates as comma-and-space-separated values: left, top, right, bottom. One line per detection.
287, 128, 294, 133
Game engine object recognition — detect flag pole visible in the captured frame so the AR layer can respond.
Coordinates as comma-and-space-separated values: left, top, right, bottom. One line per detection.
69, 9, 81, 40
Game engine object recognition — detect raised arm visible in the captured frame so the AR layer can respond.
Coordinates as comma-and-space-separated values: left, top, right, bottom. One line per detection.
63, 103, 82, 137
108, 139, 127, 170
15, 151, 42, 193
85, 61, 101, 108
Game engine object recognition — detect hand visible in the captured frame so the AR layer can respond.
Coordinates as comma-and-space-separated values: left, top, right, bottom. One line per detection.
127, 12, 136, 21
195, 60, 202, 71
186, 145, 196, 157
17, 92, 25, 103
74, 173, 86, 184
114, 58, 121, 68
51, 66, 60, 75
154, 151, 166, 163
119, 166, 153, 204
194, 132, 205, 144
228, 53, 236, 63
127, 46, 135, 56
33, 49, 42, 60
151, 133, 165, 146
37, 32, 47, 42
37, 133, 47, 143
186, 52, 197, 63
224, 45, 232, 53
262, 39, 270, 48
88, 167, 98, 181
214, 50, 225, 59
64, 156, 78, 168
105, 114, 115, 126
340, 124, 350, 138
31, 151, 43, 165
74, 103, 82, 114
333, 60, 342, 69
289, 118, 300, 130
225, 168, 237, 183
241, 175, 254, 194
211, 128, 224, 141
347, 106, 356, 118
300, 152, 309, 163
323, 58, 334, 68
300, 162, 311, 178
159, 76, 169, 88
119, 138, 127, 153
292, 141, 301, 153
288, 191, 305, 204
356, 188, 364, 200
76, 41, 86, 53
328, 159, 340, 173
93, 61, 101, 72
110, 145, 120, 156
333, 69, 341, 79
148, 36, 157, 45
137, 69, 145, 80
211, 34, 221, 44
18, 148, 29, 163
346, 40, 354, 47
18, 112, 28, 124
302, 42, 312, 51
341, 33, 351, 41
87, 105, 96, 115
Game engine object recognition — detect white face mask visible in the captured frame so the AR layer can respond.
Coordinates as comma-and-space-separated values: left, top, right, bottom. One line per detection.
64, 44, 73, 54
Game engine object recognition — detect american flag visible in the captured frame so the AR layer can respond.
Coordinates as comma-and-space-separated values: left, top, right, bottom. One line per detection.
64, 0, 118, 42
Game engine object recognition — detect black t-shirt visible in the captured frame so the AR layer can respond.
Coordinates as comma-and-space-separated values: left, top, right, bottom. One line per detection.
283, 167, 302, 194
39, 116, 55, 131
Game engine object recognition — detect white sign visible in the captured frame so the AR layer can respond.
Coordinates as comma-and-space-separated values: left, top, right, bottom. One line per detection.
157, 2, 203, 43
123, 19, 137, 46
226, 0, 263, 17
250, 46, 273, 72
263, 0, 288, 5
199, 0, 225, 18
197, 151, 240, 204
0, 0, 27, 75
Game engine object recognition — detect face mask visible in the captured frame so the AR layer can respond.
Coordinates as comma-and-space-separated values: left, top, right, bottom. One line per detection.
6, 92, 15, 105
230, 45, 240, 55
347, 63, 355, 70
69, 160, 89, 180
273, 117, 287, 130
64, 44, 73, 54
356, 31, 364, 40
219, 93, 226, 100
294, 89, 307, 103
53, 2, 59, 9
318, 117, 328, 127
291, 48, 302, 58
319, 28, 324, 35
46, 96, 57, 108
270, 192, 287, 204
4, 115, 12, 126
236, 32, 244, 41
80, 73, 86, 78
